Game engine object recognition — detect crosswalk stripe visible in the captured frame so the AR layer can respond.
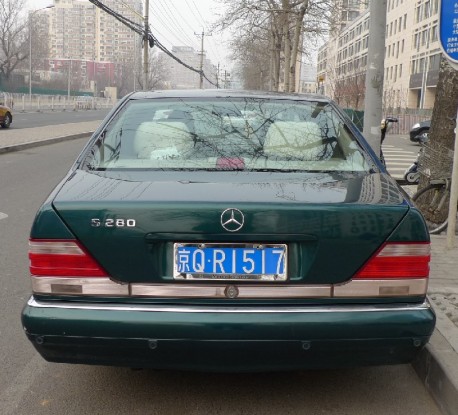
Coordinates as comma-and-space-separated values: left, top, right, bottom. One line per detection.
382, 144, 418, 178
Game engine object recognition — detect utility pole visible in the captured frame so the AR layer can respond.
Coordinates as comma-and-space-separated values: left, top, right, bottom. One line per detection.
196, 30, 204, 89
195, 30, 211, 89
363, 0, 387, 155
67, 59, 72, 99
143, 0, 149, 90
216, 62, 220, 89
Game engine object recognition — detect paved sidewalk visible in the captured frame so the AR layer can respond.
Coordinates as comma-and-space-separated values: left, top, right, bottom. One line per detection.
414, 234, 458, 415
1, 124, 458, 414
0, 121, 100, 154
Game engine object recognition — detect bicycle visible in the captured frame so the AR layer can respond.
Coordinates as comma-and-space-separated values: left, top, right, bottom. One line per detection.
412, 177, 452, 234
411, 143, 455, 234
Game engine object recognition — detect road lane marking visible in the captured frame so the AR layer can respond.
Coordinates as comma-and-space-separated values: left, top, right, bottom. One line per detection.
0, 212, 8, 220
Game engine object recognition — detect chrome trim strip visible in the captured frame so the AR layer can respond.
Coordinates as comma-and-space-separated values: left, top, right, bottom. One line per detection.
131, 284, 330, 298
26, 296, 432, 314
31, 276, 429, 298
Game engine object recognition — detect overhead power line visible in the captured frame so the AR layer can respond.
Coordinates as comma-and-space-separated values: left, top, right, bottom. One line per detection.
88, 0, 217, 88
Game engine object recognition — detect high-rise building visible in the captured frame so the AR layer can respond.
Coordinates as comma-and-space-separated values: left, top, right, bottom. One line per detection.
331, 0, 369, 34
318, 0, 441, 111
40, 0, 142, 92
163, 47, 217, 89
48, 0, 142, 62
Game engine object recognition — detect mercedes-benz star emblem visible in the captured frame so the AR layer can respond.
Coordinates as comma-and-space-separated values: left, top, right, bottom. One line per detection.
221, 208, 244, 232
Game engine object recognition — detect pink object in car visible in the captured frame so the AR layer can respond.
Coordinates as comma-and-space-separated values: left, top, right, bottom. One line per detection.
216, 157, 245, 170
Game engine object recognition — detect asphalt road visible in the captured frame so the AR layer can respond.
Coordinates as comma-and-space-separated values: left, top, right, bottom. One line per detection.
0, 137, 443, 415
10, 109, 111, 129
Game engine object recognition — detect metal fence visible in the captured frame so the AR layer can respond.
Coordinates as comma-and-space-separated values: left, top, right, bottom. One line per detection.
384, 113, 431, 135
1, 92, 114, 112
343, 108, 433, 135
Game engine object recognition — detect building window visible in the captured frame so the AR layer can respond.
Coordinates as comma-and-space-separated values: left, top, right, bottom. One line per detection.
429, 53, 441, 70
433, 0, 439, 13
424, 1, 431, 19
416, 5, 422, 23
431, 25, 438, 42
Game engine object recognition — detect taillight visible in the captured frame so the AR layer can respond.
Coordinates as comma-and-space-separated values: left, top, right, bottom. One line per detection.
29, 239, 108, 277
354, 242, 430, 279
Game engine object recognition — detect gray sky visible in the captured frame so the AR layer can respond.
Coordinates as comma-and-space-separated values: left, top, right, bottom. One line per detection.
27, 0, 230, 68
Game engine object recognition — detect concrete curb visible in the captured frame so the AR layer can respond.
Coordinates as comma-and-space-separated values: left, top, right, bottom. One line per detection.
0, 131, 94, 155
413, 329, 458, 415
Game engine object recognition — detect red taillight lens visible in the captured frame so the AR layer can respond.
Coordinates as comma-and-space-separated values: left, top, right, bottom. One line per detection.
354, 242, 430, 279
29, 239, 108, 277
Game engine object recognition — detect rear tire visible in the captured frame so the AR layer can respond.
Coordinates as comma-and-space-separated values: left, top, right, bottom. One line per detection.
1, 113, 12, 128
412, 184, 449, 234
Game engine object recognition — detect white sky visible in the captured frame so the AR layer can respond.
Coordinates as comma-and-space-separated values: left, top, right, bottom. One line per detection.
27, 0, 231, 69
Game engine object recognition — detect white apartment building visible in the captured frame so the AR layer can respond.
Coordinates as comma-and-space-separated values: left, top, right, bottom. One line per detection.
331, 0, 369, 34
299, 63, 318, 94
48, 0, 142, 63
34, 0, 142, 92
318, 0, 441, 111
164, 47, 217, 89
386, 0, 440, 109
318, 10, 370, 109
34, 1, 218, 92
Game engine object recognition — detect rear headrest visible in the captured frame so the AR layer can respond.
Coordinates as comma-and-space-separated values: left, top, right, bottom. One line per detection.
134, 121, 191, 159
264, 121, 323, 159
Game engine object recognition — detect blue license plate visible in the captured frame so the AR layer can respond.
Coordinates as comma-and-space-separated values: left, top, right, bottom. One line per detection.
173, 243, 287, 281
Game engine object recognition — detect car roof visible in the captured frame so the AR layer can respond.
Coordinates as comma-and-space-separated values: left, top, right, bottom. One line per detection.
128, 89, 331, 103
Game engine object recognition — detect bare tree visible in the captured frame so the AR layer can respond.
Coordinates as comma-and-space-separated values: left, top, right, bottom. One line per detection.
136, 52, 169, 91
324, 55, 366, 110
214, 0, 333, 93
29, 13, 51, 74
230, 26, 271, 90
0, 0, 28, 86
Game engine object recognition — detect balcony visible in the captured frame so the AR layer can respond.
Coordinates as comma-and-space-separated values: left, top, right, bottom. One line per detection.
409, 69, 440, 89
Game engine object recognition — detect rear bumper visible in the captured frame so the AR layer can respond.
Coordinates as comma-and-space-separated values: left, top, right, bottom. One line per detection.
22, 297, 436, 372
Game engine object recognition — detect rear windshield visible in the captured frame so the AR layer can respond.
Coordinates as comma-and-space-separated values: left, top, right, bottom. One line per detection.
82, 97, 371, 172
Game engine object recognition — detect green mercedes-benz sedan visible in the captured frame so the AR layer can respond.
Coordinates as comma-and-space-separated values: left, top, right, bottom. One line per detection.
21, 90, 435, 372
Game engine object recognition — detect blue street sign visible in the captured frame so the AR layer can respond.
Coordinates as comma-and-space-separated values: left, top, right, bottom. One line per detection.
439, 0, 458, 69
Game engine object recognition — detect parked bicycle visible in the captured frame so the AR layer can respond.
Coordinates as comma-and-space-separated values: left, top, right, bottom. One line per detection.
412, 143, 455, 234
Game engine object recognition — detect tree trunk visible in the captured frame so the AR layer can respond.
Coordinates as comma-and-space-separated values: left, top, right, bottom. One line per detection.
269, 24, 275, 91
281, 0, 291, 92
289, 0, 308, 92
417, 57, 458, 222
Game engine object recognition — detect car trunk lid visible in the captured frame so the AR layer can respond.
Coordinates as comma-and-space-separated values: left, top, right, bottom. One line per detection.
51, 170, 409, 286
